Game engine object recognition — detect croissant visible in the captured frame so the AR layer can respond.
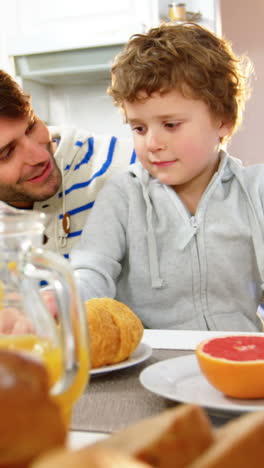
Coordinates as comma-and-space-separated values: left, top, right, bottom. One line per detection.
0, 350, 66, 468
84, 298, 144, 368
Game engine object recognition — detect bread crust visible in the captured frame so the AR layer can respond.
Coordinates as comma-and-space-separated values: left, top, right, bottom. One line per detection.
94, 404, 215, 468
28, 404, 264, 467
189, 410, 264, 468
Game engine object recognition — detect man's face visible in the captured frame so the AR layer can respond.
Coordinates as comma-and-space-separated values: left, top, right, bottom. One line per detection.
0, 116, 62, 207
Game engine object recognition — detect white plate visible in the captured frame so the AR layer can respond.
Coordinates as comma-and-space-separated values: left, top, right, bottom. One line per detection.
140, 354, 264, 415
91, 342, 152, 376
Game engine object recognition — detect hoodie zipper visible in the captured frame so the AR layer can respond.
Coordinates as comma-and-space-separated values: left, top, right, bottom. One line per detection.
190, 214, 208, 326
190, 215, 200, 288
191, 216, 199, 234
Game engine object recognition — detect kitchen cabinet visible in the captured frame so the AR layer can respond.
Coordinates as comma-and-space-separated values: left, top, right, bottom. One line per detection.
7, 0, 159, 85
3, 1, 219, 132
8, 0, 217, 56
0, 2, 17, 73
7, 0, 218, 86
8, 0, 159, 55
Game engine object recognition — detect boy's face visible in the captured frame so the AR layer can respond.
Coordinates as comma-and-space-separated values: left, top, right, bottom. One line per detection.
0, 116, 61, 208
125, 89, 230, 193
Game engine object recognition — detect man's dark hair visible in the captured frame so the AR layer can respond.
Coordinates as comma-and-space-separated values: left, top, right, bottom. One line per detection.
0, 70, 33, 119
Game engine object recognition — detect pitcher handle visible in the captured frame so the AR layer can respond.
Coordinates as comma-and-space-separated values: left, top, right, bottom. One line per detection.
22, 246, 89, 395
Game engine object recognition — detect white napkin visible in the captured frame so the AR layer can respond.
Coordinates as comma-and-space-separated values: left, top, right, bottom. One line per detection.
142, 329, 263, 351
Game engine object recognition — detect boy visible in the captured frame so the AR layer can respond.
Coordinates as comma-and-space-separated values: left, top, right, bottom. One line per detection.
70, 23, 264, 331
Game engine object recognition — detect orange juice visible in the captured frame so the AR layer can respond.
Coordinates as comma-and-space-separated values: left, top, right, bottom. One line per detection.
0, 334, 63, 385
54, 344, 89, 425
0, 334, 89, 425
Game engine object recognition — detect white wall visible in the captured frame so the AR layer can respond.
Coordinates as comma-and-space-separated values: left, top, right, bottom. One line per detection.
220, 0, 264, 165
23, 79, 50, 123
47, 83, 131, 137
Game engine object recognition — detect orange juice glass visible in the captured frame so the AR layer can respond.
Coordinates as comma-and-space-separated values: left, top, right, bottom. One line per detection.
0, 203, 89, 426
0, 333, 89, 425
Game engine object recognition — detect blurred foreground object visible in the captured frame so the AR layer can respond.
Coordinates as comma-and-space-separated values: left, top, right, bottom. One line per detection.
31, 447, 150, 468
30, 404, 264, 468
0, 350, 66, 468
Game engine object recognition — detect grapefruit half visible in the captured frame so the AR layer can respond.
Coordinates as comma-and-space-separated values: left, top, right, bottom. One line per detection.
196, 335, 264, 399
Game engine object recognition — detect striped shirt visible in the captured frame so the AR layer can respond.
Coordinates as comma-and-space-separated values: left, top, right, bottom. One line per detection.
34, 126, 135, 257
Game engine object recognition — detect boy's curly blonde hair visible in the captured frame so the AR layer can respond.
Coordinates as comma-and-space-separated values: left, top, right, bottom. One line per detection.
108, 23, 253, 140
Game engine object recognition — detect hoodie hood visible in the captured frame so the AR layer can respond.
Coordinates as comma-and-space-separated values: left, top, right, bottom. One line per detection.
227, 156, 264, 298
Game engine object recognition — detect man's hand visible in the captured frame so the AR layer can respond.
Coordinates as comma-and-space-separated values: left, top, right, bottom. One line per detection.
0, 308, 36, 334
41, 290, 58, 320
0, 290, 58, 335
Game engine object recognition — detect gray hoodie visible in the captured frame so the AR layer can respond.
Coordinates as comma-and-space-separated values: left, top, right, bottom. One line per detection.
70, 151, 264, 331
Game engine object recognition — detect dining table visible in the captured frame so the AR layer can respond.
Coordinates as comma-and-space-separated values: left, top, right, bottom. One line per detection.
68, 329, 261, 449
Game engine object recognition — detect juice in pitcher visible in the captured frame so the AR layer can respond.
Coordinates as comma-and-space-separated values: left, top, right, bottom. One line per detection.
0, 335, 63, 385
0, 205, 90, 426
0, 334, 89, 425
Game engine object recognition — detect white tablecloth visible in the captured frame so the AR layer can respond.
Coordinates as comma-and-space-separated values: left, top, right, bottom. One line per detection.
68, 431, 108, 449
142, 329, 263, 350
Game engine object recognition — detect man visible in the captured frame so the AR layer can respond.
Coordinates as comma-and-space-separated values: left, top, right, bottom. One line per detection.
0, 70, 135, 257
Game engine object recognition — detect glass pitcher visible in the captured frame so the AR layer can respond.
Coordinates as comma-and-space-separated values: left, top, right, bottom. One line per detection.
0, 202, 89, 425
